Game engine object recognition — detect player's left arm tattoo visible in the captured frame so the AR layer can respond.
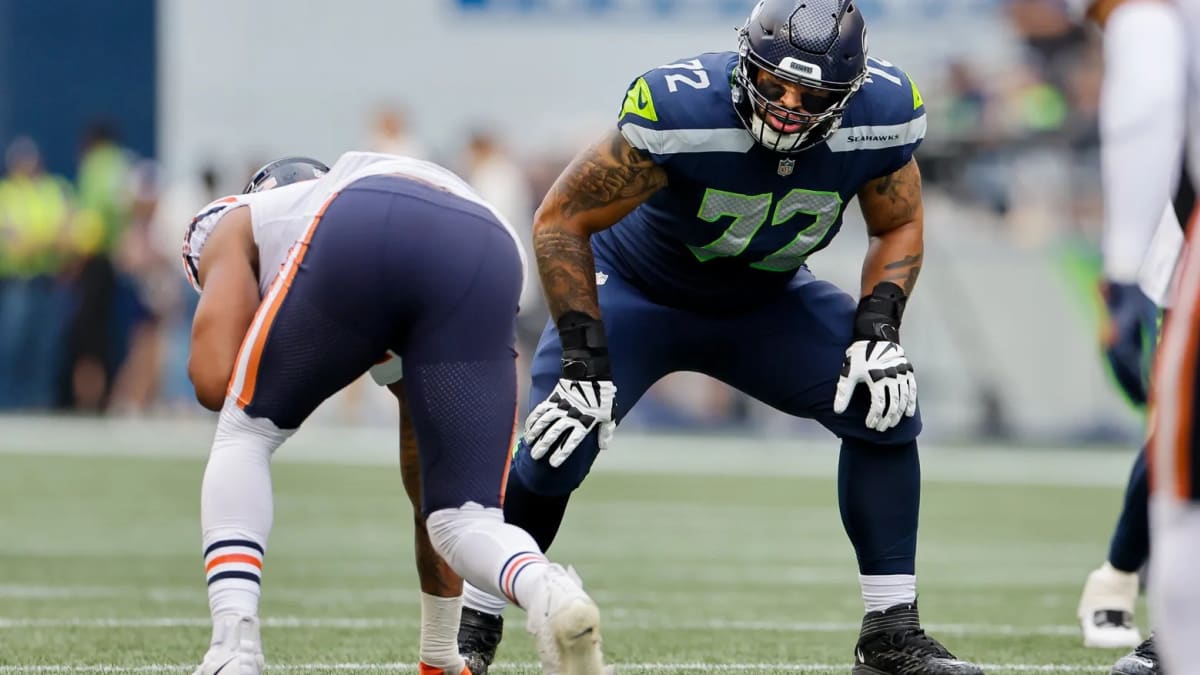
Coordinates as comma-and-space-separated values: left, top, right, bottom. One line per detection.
857, 158, 924, 297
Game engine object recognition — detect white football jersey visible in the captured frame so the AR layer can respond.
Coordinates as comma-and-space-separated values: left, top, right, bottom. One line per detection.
1181, 0, 1200, 203
181, 151, 529, 385
183, 151, 527, 297
1096, 0, 1189, 306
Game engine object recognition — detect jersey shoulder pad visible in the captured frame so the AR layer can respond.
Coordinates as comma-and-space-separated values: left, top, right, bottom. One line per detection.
616, 52, 749, 159
827, 57, 927, 164
181, 195, 245, 292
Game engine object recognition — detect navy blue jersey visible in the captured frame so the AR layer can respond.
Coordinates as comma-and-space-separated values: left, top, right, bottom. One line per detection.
591, 51, 926, 311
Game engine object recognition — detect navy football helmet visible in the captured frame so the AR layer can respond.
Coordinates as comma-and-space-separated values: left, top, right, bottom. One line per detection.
733, 0, 869, 153
243, 156, 329, 193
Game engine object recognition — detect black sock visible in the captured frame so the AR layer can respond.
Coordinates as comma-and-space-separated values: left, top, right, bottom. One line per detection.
502, 471, 572, 552
839, 437, 920, 575
1108, 446, 1150, 573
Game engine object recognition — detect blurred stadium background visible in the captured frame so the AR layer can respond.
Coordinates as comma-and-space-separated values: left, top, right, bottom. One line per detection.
0, 0, 1154, 671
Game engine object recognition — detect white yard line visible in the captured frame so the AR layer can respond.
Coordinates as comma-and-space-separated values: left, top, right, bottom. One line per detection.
0, 663, 1110, 673
0, 615, 1079, 637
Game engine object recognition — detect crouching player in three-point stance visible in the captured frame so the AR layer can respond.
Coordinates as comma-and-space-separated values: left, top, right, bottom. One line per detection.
182, 152, 610, 675
458, 0, 984, 673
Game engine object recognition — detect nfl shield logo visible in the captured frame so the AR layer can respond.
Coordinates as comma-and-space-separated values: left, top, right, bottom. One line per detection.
777, 158, 795, 177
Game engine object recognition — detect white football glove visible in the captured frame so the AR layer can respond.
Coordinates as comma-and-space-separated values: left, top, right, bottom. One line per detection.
832, 340, 917, 432
524, 378, 617, 468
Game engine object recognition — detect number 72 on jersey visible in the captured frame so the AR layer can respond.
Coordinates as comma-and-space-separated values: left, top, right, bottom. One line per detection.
688, 188, 843, 272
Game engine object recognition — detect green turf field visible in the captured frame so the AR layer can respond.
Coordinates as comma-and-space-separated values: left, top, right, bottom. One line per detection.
0, 419, 1145, 673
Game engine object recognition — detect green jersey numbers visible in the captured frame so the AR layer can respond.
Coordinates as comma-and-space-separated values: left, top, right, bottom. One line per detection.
687, 187, 842, 272
688, 190, 772, 263
751, 190, 844, 272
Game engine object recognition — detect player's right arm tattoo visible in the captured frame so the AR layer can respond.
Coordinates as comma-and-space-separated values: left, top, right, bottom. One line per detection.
882, 252, 922, 296
859, 159, 925, 297
534, 129, 668, 320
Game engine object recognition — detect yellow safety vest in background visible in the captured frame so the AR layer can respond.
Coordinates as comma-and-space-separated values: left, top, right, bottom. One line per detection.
0, 175, 70, 277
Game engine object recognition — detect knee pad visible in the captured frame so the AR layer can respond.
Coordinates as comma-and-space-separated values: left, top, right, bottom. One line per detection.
213, 400, 293, 457
425, 502, 505, 569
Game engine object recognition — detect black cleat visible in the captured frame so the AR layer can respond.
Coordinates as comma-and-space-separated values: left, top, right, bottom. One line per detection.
853, 603, 985, 675
1112, 633, 1160, 675
458, 607, 504, 675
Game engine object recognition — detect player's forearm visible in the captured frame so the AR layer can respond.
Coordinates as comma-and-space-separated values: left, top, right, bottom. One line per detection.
187, 273, 260, 410
533, 219, 602, 321
862, 221, 923, 297
859, 159, 924, 298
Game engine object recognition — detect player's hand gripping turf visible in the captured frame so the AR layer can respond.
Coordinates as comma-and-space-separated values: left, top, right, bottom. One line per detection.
833, 281, 917, 432
833, 340, 917, 432
525, 312, 617, 467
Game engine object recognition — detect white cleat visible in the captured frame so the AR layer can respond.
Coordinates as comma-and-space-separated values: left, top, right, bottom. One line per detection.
525, 564, 608, 675
192, 614, 265, 675
1078, 563, 1142, 649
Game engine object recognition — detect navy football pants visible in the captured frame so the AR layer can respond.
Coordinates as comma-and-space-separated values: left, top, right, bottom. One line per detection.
507, 262, 923, 575
228, 175, 522, 515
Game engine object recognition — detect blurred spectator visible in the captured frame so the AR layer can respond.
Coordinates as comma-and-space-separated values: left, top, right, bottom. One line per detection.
629, 371, 752, 431
0, 137, 74, 409
462, 127, 541, 407
1005, 0, 1090, 91
66, 121, 133, 411
367, 104, 429, 159
942, 60, 991, 144
108, 159, 172, 413
151, 163, 223, 411
928, 60, 1014, 216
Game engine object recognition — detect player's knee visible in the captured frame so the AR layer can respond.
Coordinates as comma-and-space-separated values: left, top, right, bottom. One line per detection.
841, 407, 923, 446
425, 502, 504, 565
211, 402, 291, 455
511, 442, 593, 497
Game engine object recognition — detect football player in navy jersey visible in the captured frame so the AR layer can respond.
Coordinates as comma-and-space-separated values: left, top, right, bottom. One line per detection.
459, 1, 983, 673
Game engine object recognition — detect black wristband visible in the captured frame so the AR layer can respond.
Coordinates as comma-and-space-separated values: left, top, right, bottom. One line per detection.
853, 281, 907, 342
557, 311, 612, 380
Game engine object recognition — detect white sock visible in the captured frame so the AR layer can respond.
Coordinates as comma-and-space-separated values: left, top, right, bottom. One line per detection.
201, 401, 291, 619
425, 503, 550, 610
1100, 560, 1136, 578
420, 593, 467, 671
464, 580, 510, 616
859, 574, 917, 613
1150, 500, 1200, 675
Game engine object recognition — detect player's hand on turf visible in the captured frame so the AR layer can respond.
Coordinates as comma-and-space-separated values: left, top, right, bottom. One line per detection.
525, 378, 617, 467
832, 340, 917, 432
